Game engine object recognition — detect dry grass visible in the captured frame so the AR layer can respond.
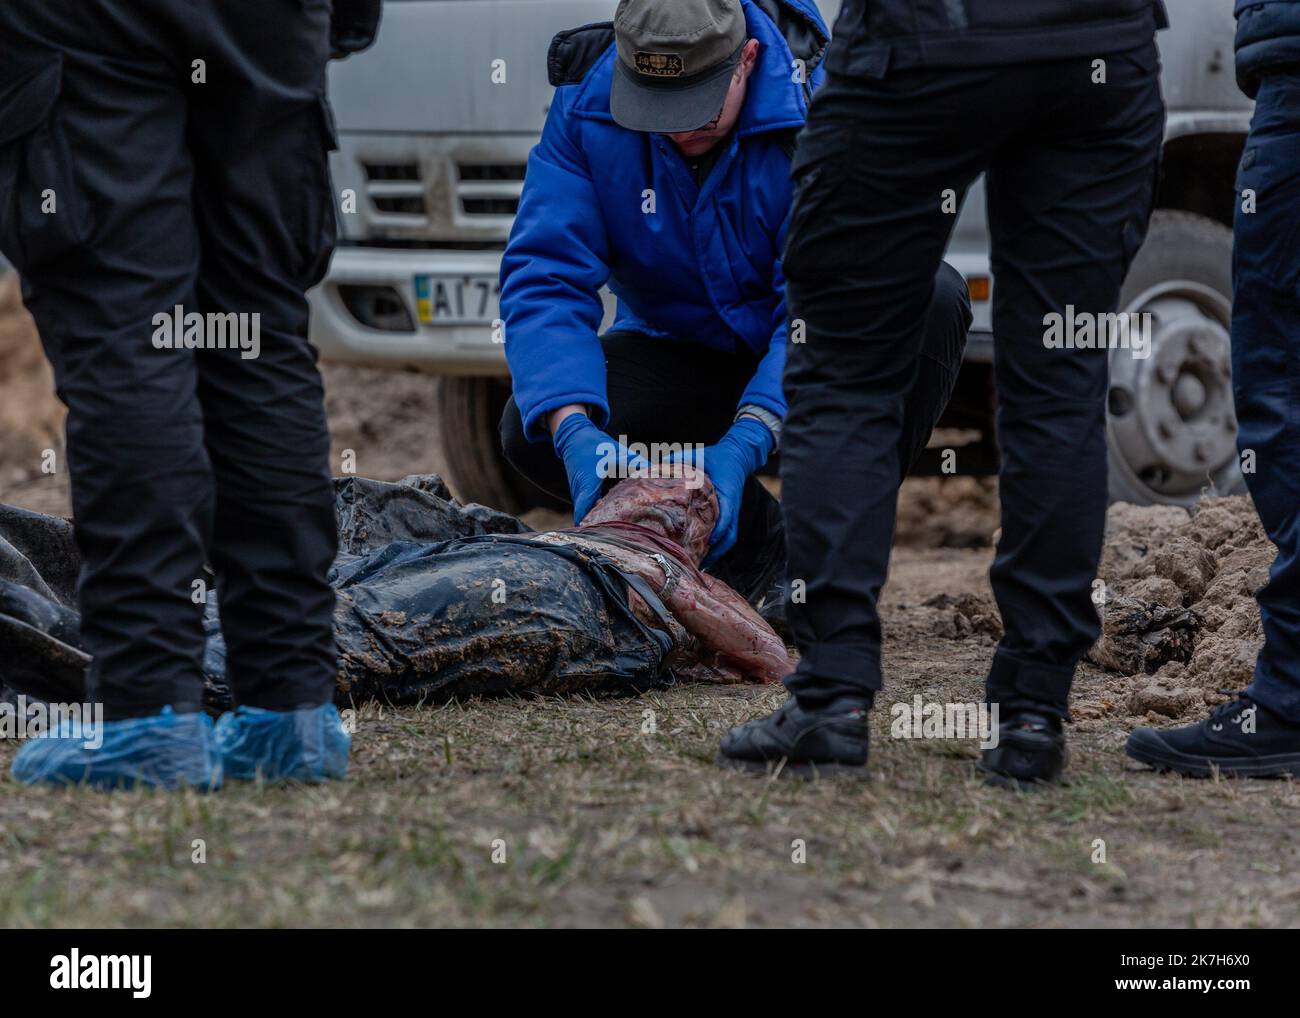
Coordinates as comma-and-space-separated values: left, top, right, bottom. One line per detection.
2, 674, 1296, 928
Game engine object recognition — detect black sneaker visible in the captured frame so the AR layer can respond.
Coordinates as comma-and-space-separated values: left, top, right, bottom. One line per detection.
716, 696, 869, 777
1126, 694, 1300, 778
978, 709, 1067, 788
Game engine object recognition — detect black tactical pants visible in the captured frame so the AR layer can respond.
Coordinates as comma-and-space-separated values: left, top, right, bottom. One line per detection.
1233, 69, 1300, 723
782, 47, 1165, 716
0, 0, 340, 718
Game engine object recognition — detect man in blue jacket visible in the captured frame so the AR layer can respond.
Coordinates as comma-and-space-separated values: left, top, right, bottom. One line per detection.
1127, 1, 1300, 778
499, 0, 972, 610
718, 0, 1168, 784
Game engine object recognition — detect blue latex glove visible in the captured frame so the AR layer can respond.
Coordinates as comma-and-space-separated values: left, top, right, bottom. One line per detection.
214, 703, 351, 783
676, 417, 774, 567
552, 413, 648, 524
11, 706, 221, 790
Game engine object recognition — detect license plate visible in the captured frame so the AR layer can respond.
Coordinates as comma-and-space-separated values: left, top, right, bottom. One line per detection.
414, 274, 501, 325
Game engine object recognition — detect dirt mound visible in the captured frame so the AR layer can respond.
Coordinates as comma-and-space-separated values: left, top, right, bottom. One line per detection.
1090, 497, 1271, 720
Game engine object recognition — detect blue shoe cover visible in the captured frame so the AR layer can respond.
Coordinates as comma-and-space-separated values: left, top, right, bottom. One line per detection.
11, 706, 221, 790
214, 703, 350, 783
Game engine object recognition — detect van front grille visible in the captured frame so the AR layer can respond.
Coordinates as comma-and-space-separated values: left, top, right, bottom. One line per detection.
363, 162, 421, 181
362, 161, 427, 218
456, 162, 525, 217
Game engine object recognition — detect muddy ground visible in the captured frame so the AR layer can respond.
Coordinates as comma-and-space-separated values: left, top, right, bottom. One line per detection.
1, 278, 1295, 928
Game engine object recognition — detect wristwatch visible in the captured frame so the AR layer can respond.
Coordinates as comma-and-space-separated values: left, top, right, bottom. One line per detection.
735, 404, 782, 451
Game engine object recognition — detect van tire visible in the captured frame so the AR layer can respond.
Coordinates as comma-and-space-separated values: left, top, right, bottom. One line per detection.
1106, 210, 1243, 506
434, 376, 562, 515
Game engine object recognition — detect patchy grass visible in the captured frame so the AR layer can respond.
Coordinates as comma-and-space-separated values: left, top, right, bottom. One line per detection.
2, 678, 1297, 928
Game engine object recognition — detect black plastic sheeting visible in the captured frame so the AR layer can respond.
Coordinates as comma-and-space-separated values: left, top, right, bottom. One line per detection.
0, 475, 677, 711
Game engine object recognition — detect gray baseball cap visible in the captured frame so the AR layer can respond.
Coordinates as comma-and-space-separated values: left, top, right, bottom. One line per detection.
609, 0, 747, 133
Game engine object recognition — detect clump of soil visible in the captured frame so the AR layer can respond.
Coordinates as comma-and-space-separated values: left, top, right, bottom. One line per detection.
895, 476, 999, 549
922, 590, 1003, 640
1090, 497, 1272, 720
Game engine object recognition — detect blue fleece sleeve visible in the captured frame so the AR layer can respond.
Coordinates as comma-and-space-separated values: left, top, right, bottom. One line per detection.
737, 217, 790, 420
500, 90, 612, 442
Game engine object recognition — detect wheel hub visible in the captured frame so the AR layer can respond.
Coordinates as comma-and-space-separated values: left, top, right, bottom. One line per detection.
1107, 283, 1237, 500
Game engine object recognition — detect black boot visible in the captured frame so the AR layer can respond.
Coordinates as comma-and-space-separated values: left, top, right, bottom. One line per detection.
1126, 694, 1300, 778
978, 708, 1067, 788
716, 696, 870, 777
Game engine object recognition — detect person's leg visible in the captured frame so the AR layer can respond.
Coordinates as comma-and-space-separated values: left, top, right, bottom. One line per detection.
895, 262, 972, 478
707, 472, 785, 605
500, 395, 571, 504
777, 69, 990, 711
500, 331, 729, 502
601, 331, 753, 438
982, 47, 1164, 724
186, 0, 338, 714
184, 0, 348, 781
595, 332, 784, 599
1, 0, 220, 787
0, 1, 211, 718
1125, 70, 1300, 779
977, 47, 1163, 787
1232, 72, 1300, 724
713, 264, 971, 615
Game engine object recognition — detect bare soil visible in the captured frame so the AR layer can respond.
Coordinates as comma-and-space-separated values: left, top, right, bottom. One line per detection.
1091, 498, 1273, 724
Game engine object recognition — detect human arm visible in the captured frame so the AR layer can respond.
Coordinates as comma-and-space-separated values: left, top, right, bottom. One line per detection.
662, 569, 792, 684
499, 88, 612, 443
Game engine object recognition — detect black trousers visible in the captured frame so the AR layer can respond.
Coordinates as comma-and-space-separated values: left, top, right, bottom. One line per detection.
0, 0, 340, 719
500, 264, 970, 600
782, 47, 1165, 714
1233, 69, 1300, 723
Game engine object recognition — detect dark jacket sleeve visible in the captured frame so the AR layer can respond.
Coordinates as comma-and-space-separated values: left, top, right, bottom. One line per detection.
1235, 0, 1300, 98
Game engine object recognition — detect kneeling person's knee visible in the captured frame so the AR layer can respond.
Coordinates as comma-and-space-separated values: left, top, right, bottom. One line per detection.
498, 396, 532, 465
924, 262, 972, 369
